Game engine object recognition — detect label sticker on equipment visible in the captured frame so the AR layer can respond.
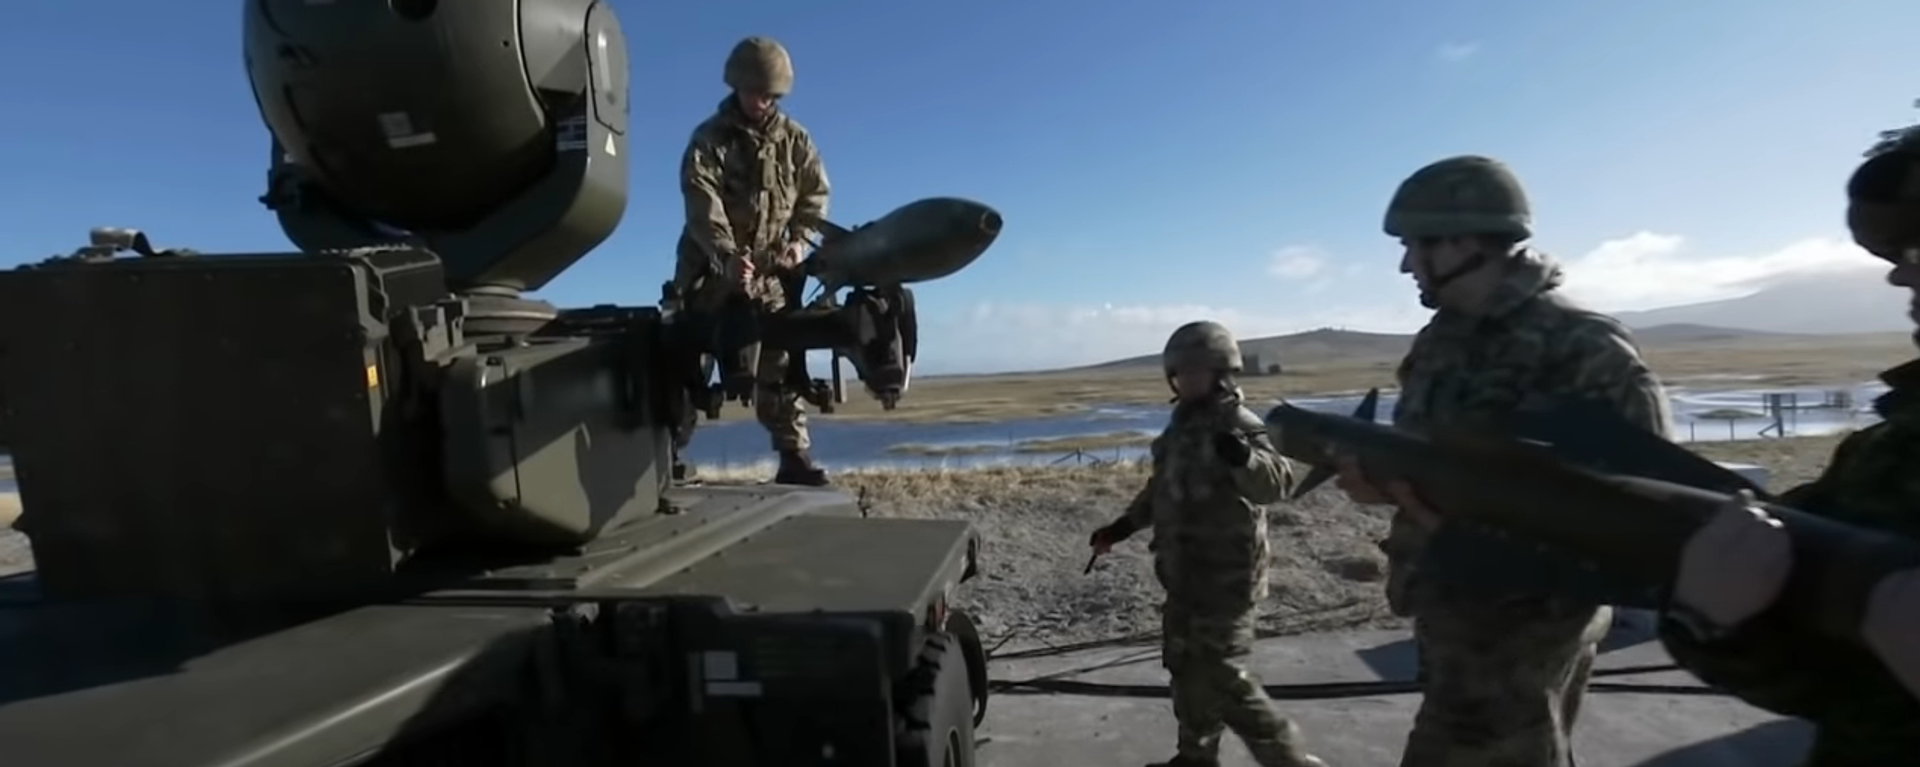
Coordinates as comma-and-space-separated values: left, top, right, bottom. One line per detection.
700, 650, 762, 697
555, 115, 588, 151
377, 111, 437, 149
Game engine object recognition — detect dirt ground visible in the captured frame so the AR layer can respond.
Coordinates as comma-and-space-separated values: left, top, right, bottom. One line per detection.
0, 433, 1849, 651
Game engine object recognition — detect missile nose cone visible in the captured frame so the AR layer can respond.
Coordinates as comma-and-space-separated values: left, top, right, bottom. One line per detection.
979, 209, 1003, 238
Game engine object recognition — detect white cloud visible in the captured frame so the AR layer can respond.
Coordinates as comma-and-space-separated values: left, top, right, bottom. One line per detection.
1555, 231, 1885, 311
910, 234, 1890, 374
1266, 245, 1326, 279
1434, 42, 1479, 62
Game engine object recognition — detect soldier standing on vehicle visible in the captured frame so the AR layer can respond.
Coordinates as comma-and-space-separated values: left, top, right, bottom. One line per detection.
1333, 155, 1674, 766
1086, 321, 1330, 767
674, 36, 833, 486
1647, 131, 1920, 763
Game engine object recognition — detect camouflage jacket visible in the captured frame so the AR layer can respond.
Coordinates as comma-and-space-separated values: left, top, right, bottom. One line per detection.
675, 97, 830, 286
1122, 390, 1294, 611
1659, 358, 1920, 763
1387, 247, 1675, 598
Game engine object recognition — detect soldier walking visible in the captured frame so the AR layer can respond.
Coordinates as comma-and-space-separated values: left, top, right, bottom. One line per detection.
1087, 321, 1330, 767
1334, 155, 1674, 766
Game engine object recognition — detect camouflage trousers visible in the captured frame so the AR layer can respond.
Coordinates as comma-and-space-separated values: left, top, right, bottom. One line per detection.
1398, 584, 1613, 767
1161, 601, 1318, 767
673, 257, 810, 453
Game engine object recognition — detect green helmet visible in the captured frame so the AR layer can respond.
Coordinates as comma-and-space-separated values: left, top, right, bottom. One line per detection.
1382, 155, 1532, 240
724, 37, 794, 95
1163, 321, 1243, 373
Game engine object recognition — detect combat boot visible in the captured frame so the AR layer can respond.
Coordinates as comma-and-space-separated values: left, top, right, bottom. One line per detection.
772, 449, 829, 486
1147, 753, 1327, 767
1145, 757, 1218, 767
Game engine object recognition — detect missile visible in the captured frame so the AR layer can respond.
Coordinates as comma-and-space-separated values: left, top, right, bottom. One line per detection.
805, 196, 1003, 293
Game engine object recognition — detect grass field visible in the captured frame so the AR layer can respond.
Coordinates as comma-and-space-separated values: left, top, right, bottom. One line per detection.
708, 332, 1913, 424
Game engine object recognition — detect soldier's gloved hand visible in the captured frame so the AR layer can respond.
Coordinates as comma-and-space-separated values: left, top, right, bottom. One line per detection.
1088, 518, 1138, 555
1213, 431, 1252, 466
1672, 491, 1791, 629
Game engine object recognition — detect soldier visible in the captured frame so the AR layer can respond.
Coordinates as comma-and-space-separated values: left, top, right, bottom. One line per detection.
674, 36, 832, 486
1333, 155, 1674, 766
1650, 133, 1920, 763
1086, 321, 1329, 767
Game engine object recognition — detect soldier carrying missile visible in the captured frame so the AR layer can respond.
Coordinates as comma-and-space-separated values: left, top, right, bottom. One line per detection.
674, 36, 834, 486
1307, 136, 1920, 764
1331, 155, 1674, 767
1646, 125, 1920, 764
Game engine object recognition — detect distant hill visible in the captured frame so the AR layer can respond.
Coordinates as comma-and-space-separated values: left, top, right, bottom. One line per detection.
1070, 323, 1830, 373
1075, 328, 1416, 372
1627, 323, 1798, 345
1612, 269, 1905, 334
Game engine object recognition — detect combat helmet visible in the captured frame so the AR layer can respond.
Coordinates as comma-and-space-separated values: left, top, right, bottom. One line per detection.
1383, 155, 1533, 241
724, 37, 794, 96
1848, 125, 1920, 266
1163, 321, 1243, 374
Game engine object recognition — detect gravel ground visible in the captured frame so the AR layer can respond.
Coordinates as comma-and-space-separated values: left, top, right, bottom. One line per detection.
0, 434, 1846, 651
831, 462, 1402, 652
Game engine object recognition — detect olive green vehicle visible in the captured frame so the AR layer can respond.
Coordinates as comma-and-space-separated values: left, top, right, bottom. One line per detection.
0, 2, 1000, 765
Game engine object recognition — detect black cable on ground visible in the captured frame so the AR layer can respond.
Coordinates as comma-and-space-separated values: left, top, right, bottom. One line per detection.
981, 628, 1705, 702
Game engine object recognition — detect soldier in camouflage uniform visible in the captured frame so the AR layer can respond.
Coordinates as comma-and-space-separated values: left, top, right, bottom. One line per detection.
675, 36, 832, 486
1334, 155, 1674, 767
1650, 132, 1920, 764
1087, 321, 1329, 767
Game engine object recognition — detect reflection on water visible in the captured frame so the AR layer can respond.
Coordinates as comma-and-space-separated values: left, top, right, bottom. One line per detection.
680, 380, 1892, 470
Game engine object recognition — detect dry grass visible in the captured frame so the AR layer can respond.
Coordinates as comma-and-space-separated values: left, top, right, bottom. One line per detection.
886, 430, 1157, 457
705, 334, 1911, 424
688, 432, 1850, 650
0, 432, 1857, 647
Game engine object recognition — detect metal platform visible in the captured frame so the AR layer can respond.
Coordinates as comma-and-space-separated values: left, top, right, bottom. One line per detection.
974, 621, 1807, 767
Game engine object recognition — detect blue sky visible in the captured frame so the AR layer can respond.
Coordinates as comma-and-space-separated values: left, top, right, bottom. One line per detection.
1, 1, 1913, 373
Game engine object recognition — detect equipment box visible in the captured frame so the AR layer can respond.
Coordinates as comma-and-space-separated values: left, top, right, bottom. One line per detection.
0, 249, 447, 604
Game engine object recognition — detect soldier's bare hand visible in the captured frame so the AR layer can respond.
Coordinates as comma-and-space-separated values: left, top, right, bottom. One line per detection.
1333, 455, 1391, 504
779, 240, 808, 267
1384, 481, 1442, 530
728, 256, 755, 284
1672, 492, 1791, 629
1863, 567, 1920, 696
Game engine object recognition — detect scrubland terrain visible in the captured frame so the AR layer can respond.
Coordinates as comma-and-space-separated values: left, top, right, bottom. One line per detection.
0, 433, 1854, 653
700, 434, 1846, 651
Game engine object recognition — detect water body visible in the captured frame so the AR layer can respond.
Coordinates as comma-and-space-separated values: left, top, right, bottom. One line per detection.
679, 381, 1892, 470
0, 382, 1885, 478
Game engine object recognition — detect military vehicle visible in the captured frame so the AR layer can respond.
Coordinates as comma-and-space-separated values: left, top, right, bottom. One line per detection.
0, 2, 995, 765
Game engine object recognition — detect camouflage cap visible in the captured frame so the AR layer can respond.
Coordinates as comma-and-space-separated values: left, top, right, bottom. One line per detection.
724, 37, 794, 95
1163, 321, 1243, 373
1383, 155, 1532, 240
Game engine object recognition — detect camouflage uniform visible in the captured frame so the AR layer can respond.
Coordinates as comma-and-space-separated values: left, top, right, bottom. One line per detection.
1381, 156, 1675, 767
1092, 322, 1327, 767
1652, 136, 1920, 766
675, 36, 832, 485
